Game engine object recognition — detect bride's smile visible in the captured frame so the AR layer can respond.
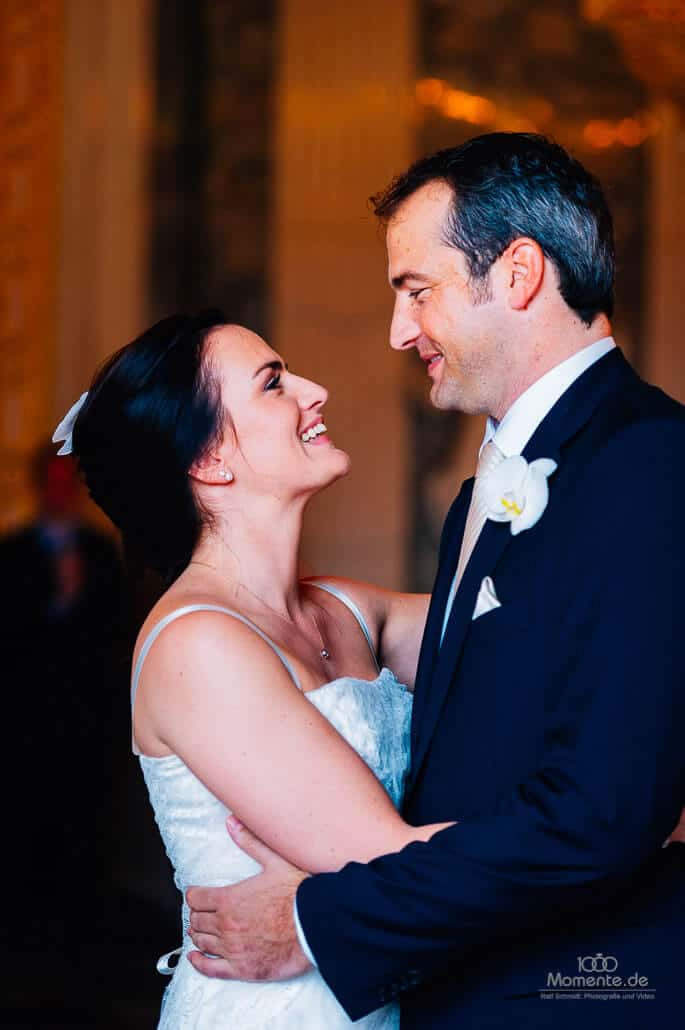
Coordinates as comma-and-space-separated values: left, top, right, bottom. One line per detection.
201, 325, 350, 500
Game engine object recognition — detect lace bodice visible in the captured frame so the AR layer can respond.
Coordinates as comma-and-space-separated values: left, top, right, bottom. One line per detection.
134, 595, 412, 1028
140, 668, 411, 917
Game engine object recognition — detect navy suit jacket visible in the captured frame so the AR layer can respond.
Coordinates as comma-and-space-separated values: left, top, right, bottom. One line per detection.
297, 350, 685, 1027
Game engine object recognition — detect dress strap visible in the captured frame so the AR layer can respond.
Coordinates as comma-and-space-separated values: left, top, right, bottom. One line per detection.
131, 604, 303, 754
306, 580, 380, 672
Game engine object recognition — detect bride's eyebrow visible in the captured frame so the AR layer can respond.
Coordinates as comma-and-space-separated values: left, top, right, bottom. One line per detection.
252, 359, 287, 379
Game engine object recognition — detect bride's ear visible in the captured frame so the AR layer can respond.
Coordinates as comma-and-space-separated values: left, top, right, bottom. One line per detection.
189, 418, 237, 485
189, 450, 233, 485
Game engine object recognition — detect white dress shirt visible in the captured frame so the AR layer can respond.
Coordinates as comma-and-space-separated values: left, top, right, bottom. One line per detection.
294, 335, 617, 967
481, 336, 616, 458
294, 898, 318, 966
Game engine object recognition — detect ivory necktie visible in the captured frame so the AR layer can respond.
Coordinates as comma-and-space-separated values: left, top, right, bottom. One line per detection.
440, 440, 505, 644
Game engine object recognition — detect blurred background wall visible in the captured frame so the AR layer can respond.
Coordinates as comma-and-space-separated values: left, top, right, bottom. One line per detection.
3, 0, 684, 588
1, 1, 684, 1025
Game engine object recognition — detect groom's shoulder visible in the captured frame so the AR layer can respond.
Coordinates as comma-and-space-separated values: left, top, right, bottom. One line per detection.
629, 368, 685, 422
575, 371, 685, 510
591, 366, 685, 454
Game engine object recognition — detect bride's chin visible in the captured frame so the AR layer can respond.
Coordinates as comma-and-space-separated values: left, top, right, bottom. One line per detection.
314, 450, 352, 489
333, 449, 352, 478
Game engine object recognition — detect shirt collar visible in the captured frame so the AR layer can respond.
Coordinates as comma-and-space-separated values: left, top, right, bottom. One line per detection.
481, 336, 616, 457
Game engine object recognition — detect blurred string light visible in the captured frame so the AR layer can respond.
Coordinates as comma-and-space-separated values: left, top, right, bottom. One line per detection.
583, 112, 662, 147
415, 78, 662, 149
416, 78, 536, 133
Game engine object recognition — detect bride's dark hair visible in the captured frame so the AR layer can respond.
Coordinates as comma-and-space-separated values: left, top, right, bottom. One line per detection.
72, 310, 226, 584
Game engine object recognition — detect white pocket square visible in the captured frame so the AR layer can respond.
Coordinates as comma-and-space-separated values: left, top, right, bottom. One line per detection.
472, 576, 502, 620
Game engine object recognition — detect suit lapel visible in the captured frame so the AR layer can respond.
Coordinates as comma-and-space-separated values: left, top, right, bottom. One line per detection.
407, 348, 635, 791
410, 479, 473, 757
410, 511, 513, 781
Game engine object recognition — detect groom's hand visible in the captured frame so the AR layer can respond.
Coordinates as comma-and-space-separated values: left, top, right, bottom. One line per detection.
186, 816, 312, 981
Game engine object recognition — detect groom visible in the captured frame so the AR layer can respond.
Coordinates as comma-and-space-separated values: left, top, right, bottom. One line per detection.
187, 134, 685, 1026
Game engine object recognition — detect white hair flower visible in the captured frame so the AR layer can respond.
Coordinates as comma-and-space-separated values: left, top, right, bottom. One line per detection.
52, 392, 88, 455
481, 454, 557, 536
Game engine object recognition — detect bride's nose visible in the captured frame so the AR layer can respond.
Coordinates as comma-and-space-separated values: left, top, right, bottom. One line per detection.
295, 375, 328, 411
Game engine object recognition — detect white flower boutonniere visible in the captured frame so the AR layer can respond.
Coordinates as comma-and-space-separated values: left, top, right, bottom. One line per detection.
481, 455, 557, 536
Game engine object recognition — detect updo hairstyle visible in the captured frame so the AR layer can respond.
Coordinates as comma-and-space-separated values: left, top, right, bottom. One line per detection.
71, 311, 226, 584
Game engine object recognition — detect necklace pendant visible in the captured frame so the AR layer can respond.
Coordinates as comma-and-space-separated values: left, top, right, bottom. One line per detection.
320, 648, 331, 660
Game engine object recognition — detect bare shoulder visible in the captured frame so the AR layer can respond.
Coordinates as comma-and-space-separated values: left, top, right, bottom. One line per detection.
133, 589, 238, 671
132, 592, 304, 757
134, 596, 296, 707
147, 601, 288, 675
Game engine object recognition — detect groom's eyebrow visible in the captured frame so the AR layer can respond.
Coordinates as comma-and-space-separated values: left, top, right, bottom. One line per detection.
390, 271, 432, 289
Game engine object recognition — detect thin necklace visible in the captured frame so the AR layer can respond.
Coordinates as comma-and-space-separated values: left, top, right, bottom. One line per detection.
187, 561, 332, 661
310, 605, 331, 661
236, 580, 334, 661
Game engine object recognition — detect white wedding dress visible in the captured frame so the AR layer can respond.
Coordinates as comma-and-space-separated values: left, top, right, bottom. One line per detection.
131, 582, 412, 1028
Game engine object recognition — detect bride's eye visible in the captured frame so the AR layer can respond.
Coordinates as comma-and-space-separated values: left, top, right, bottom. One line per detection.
265, 372, 282, 391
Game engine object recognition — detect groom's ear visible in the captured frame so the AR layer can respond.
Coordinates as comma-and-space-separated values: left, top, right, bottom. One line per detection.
501, 237, 545, 311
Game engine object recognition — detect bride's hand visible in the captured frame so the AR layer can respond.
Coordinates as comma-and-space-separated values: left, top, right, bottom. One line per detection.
186, 816, 312, 981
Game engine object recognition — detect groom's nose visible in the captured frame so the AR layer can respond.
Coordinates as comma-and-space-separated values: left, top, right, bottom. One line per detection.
389, 296, 420, 351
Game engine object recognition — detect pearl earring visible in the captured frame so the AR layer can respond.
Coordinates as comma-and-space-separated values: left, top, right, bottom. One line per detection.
219, 469, 234, 482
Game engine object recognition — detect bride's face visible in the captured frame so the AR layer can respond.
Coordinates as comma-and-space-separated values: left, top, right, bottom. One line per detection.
208, 326, 351, 497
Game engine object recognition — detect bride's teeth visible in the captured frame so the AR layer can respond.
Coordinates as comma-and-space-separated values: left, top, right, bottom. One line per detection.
301, 422, 328, 442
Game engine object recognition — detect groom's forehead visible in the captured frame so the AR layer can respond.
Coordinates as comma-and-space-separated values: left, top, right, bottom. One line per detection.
386, 195, 456, 282
389, 180, 454, 229
386, 183, 453, 252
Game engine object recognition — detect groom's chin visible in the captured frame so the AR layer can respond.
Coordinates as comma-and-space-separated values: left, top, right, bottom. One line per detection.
429, 382, 456, 411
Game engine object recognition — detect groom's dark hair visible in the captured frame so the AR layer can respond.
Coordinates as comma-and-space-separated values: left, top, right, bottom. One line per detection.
371, 133, 614, 326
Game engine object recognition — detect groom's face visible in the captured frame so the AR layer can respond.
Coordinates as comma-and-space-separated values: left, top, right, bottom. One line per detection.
386, 180, 511, 416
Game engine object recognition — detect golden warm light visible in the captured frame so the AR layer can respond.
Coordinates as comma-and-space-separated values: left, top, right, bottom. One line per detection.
415, 77, 445, 105
415, 79, 537, 133
583, 112, 661, 148
440, 88, 497, 126
416, 76, 662, 150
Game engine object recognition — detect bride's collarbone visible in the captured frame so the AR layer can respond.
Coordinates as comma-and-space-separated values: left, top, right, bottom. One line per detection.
267, 628, 378, 691
236, 612, 378, 691
149, 585, 378, 688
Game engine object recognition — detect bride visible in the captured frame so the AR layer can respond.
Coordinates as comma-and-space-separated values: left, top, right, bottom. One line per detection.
59, 311, 451, 1027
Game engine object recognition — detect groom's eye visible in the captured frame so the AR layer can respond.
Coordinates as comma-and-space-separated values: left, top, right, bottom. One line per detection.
409, 288, 429, 301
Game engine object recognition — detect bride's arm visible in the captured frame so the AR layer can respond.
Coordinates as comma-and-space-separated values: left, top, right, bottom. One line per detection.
137, 611, 450, 876
304, 578, 430, 690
